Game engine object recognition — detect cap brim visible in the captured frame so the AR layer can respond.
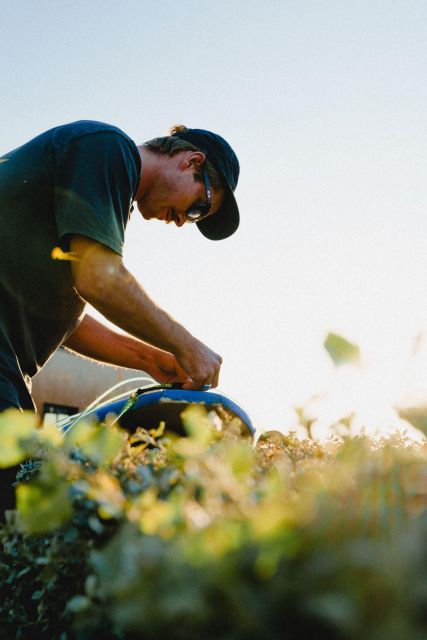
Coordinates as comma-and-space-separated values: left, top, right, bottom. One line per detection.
196, 184, 239, 241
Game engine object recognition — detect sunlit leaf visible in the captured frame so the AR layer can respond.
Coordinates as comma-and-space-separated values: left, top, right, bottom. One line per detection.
149, 421, 166, 439
82, 426, 126, 466
86, 471, 126, 519
397, 404, 427, 434
324, 332, 361, 367
39, 423, 63, 447
181, 404, 214, 446
66, 421, 126, 466
199, 521, 243, 556
224, 441, 254, 478
16, 480, 72, 533
139, 499, 175, 536
65, 421, 94, 446
0, 410, 38, 467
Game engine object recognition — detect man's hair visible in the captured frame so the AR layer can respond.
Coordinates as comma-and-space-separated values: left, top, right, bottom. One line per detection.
144, 125, 222, 190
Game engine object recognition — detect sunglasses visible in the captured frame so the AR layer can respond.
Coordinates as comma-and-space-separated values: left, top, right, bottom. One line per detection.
185, 170, 212, 222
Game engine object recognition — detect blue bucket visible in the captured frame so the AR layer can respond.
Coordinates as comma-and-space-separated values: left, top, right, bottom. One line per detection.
94, 387, 254, 436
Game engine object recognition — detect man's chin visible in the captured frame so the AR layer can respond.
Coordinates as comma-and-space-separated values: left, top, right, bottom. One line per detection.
137, 202, 167, 222
141, 212, 153, 220
137, 203, 154, 220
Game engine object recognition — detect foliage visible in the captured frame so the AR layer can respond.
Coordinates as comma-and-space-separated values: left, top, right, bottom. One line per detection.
398, 403, 427, 434
324, 333, 361, 367
1, 407, 427, 639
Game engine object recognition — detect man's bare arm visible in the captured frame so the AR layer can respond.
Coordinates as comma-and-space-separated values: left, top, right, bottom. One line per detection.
63, 315, 192, 384
68, 235, 222, 388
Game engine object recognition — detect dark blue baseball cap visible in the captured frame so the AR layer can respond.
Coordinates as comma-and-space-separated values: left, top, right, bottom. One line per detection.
172, 128, 240, 240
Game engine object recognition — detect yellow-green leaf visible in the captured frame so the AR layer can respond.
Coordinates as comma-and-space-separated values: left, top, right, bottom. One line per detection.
0, 410, 38, 467
181, 405, 214, 446
324, 333, 361, 367
16, 481, 73, 533
66, 422, 126, 466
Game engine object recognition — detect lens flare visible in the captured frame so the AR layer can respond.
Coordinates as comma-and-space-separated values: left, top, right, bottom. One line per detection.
51, 247, 79, 261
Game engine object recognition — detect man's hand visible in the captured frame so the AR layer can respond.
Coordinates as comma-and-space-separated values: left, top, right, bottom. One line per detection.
175, 340, 222, 389
145, 340, 222, 389
144, 348, 192, 385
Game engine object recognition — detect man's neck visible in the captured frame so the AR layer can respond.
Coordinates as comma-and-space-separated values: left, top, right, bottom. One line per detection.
134, 145, 158, 201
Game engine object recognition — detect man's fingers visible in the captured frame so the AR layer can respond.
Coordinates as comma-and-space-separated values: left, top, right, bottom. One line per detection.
181, 377, 214, 391
175, 342, 222, 391
211, 370, 220, 388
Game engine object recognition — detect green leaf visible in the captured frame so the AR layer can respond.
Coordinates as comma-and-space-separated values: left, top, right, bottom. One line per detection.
16, 480, 73, 534
225, 441, 254, 479
324, 333, 361, 367
66, 421, 126, 466
397, 404, 427, 434
181, 404, 214, 446
66, 595, 90, 613
0, 410, 38, 467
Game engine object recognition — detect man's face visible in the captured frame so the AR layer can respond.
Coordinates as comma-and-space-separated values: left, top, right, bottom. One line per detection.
136, 151, 224, 227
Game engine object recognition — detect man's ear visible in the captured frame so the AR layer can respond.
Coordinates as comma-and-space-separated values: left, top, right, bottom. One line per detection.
186, 150, 206, 169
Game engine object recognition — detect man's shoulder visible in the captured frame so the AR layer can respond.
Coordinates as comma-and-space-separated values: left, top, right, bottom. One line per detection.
49, 120, 135, 149
2, 121, 135, 163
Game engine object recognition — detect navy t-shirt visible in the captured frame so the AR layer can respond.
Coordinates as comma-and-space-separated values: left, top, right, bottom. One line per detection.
0, 120, 141, 406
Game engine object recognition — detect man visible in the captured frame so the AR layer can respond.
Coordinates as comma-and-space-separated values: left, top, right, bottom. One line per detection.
0, 120, 240, 511
0, 120, 240, 412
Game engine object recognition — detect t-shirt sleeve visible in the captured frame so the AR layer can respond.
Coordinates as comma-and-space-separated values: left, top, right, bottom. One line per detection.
54, 132, 139, 256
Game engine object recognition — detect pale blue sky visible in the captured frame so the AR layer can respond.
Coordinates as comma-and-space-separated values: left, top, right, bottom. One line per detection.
1, 1, 426, 431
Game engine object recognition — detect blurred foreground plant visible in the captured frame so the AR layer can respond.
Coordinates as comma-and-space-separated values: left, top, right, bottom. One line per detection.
1, 406, 427, 639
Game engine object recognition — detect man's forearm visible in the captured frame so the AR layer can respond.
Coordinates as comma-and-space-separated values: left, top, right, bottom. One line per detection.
86, 267, 194, 355
64, 314, 192, 385
70, 237, 196, 357
69, 235, 222, 388
63, 314, 154, 370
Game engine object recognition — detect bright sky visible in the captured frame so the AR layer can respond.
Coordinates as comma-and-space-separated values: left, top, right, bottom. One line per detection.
1, 1, 426, 433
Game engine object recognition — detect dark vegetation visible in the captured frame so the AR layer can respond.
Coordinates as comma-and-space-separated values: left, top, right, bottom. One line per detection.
1, 401, 427, 639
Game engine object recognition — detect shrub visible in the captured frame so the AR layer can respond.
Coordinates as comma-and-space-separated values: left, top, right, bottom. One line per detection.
1, 406, 427, 639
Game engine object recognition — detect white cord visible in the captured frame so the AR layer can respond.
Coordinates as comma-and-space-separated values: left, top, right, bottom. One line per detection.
58, 375, 155, 433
